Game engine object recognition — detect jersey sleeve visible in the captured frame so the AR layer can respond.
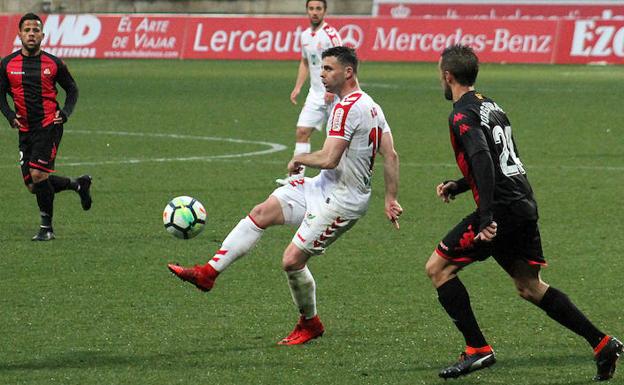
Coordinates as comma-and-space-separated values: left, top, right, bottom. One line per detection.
452, 110, 489, 158
376, 104, 391, 133
0, 59, 16, 122
328, 101, 361, 142
56, 60, 79, 119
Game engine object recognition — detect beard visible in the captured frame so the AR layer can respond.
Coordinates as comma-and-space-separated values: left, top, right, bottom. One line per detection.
443, 83, 453, 101
22, 41, 40, 53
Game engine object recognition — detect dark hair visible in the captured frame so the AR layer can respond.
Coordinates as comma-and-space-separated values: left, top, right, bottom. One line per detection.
322, 46, 358, 74
19, 13, 43, 30
440, 44, 479, 86
306, 0, 327, 9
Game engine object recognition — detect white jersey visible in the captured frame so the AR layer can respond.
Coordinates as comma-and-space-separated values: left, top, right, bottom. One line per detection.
315, 90, 391, 217
300, 22, 342, 98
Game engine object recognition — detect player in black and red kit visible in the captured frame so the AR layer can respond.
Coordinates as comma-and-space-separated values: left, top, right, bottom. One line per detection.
425, 45, 622, 381
0, 13, 92, 241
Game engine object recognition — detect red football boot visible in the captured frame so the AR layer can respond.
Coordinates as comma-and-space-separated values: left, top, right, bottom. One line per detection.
277, 315, 325, 345
167, 263, 218, 292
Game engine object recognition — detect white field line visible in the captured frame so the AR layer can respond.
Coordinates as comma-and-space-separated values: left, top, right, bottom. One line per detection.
1, 129, 621, 172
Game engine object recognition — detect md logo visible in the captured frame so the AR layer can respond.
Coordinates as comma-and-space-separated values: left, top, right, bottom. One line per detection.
14, 15, 101, 46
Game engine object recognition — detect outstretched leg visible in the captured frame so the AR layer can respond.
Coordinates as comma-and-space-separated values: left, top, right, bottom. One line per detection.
499, 258, 622, 381
168, 196, 284, 291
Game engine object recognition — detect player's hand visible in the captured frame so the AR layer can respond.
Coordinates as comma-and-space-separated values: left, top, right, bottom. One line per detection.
385, 199, 403, 230
53, 110, 66, 125
290, 89, 300, 105
287, 159, 303, 175
436, 181, 457, 203
475, 221, 497, 243
324, 92, 335, 104
10, 114, 23, 129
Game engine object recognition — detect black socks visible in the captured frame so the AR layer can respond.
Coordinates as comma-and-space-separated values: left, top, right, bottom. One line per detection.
437, 277, 489, 348
538, 286, 605, 348
32, 179, 54, 228
48, 175, 78, 193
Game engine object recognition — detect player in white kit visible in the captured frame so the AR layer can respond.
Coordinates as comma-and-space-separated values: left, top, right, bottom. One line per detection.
277, 0, 342, 184
168, 47, 403, 345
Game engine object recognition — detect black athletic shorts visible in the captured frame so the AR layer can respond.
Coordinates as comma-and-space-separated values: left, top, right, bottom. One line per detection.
19, 124, 63, 185
436, 205, 546, 267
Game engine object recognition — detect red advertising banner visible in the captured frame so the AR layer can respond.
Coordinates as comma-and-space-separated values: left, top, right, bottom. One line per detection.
373, 1, 624, 20
3, 14, 186, 59
337, 18, 558, 63
1, 13, 623, 64
556, 19, 624, 64
184, 16, 304, 60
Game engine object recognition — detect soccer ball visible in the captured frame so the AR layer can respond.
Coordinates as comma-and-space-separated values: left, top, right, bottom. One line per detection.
163, 196, 206, 239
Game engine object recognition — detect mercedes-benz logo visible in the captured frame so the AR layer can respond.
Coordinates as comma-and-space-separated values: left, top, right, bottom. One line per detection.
339, 24, 364, 49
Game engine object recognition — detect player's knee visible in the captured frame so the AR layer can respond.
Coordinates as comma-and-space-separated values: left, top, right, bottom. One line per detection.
514, 281, 541, 303
282, 252, 304, 272
295, 127, 312, 142
425, 257, 446, 283
30, 169, 48, 183
249, 203, 272, 228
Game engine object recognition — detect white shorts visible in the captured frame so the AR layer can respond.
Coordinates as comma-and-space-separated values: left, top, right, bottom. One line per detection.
271, 177, 358, 255
296, 93, 329, 131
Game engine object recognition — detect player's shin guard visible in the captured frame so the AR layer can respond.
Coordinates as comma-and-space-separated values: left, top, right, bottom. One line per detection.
207, 216, 264, 272
286, 266, 317, 319
538, 286, 606, 348
33, 179, 55, 228
437, 277, 489, 349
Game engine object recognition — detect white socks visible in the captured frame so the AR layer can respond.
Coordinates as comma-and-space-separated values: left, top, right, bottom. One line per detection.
208, 216, 264, 272
286, 266, 317, 319
293, 142, 311, 176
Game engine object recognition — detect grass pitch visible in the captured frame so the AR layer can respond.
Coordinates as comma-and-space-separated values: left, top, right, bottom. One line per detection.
0, 59, 622, 385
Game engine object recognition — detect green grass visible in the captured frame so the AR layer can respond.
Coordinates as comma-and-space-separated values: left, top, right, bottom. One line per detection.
0, 59, 622, 385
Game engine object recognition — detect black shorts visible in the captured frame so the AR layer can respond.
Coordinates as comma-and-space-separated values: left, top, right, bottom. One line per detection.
436, 209, 546, 267
19, 124, 63, 185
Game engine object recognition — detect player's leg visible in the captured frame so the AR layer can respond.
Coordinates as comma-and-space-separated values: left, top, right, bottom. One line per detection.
278, 206, 357, 345
45, 125, 93, 210
277, 242, 324, 345
18, 132, 53, 240
427, 212, 496, 378
30, 167, 55, 241
497, 257, 622, 381
47, 174, 92, 210
168, 183, 306, 291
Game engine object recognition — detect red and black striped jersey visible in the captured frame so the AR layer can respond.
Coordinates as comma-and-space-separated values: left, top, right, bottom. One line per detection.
0, 50, 78, 132
449, 90, 537, 225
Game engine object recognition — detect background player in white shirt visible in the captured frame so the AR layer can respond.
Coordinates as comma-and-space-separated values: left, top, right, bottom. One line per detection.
278, 0, 342, 184
168, 46, 402, 345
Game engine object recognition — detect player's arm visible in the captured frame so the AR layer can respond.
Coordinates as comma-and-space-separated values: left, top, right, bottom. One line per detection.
0, 63, 19, 127
379, 130, 403, 229
55, 61, 79, 123
458, 123, 496, 238
290, 58, 309, 105
288, 136, 347, 171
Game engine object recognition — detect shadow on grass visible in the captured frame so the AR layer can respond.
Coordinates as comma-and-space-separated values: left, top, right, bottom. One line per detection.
0, 344, 275, 372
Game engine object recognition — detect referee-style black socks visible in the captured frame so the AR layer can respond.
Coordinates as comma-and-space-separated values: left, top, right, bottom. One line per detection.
437, 277, 489, 348
32, 179, 55, 227
538, 286, 606, 348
